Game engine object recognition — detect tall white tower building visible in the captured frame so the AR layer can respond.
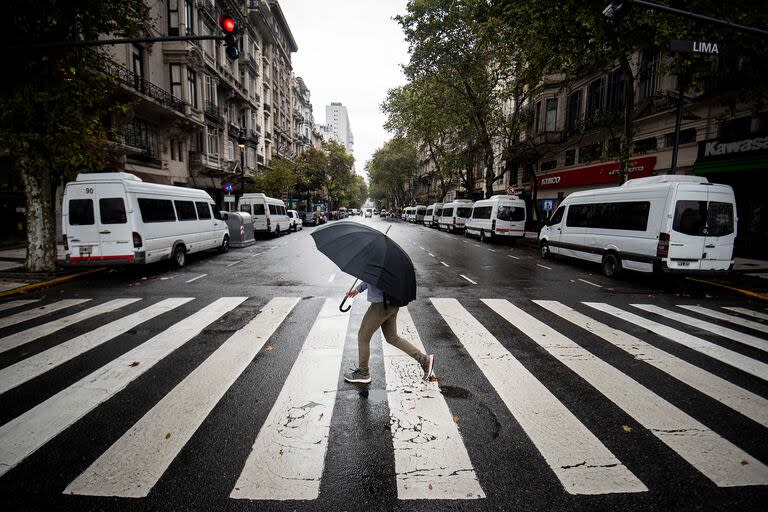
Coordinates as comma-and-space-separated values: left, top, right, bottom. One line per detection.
324, 102, 354, 154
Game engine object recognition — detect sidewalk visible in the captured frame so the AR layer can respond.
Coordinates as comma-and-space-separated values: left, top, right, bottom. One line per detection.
0, 244, 101, 296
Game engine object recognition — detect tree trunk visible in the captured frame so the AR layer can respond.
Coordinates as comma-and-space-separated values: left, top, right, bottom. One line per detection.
483, 140, 496, 198
20, 161, 57, 273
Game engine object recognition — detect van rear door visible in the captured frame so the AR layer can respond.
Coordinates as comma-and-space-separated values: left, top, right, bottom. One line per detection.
66, 187, 100, 260
702, 187, 736, 269
96, 188, 133, 260
66, 184, 132, 262
669, 186, 709, 269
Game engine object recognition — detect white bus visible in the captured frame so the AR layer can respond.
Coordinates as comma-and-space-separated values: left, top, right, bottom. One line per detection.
237, 193, 291, 236
466, 195, 527, 242
63, 172, 229, 268
438, 199, 474, 233
404, 207, 416, 222
538, 175, 737, 277
425, 203, 443, 228
415, 205, 427, 224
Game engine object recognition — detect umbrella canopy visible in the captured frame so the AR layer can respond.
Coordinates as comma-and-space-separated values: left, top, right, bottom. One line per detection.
311, 221, 416, 304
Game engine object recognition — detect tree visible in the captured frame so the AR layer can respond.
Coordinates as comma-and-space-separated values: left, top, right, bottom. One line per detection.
339, 174, 368, 209
366, 138, 418, 207
0, 1, 150, 272
323, 140, 355, 211
293, 147, 328, 212
249, 157, 296, 198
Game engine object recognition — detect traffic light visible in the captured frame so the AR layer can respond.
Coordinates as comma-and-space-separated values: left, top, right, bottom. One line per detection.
219, 15, 239, 61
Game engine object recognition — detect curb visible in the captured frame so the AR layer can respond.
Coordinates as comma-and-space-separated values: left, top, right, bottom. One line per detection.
685, 277, 768, 302
0, 268, 106, 298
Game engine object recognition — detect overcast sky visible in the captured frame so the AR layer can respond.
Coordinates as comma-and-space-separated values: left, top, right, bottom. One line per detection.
279, 0, 410, 177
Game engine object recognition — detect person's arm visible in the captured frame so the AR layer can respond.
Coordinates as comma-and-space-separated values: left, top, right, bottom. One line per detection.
346, 281, 367, 298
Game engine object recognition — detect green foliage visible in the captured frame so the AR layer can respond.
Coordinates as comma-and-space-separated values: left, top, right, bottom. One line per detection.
249, 157, 296, 198
366, 137, 418, 207
323, 140, 355, 210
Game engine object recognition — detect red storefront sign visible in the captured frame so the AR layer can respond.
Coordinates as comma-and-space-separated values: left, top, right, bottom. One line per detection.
534, 156, 656, 190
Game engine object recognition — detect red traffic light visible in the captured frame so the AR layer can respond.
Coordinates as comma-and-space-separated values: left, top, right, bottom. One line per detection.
220, 16, 237, 33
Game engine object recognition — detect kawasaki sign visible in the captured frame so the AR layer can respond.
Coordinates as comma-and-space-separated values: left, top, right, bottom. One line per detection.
698, 136, 768, 159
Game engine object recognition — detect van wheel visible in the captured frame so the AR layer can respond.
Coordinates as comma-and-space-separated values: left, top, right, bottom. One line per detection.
602, 253, 621, 278
172, 245, 186, 268
540, 241, 551, 260
218, 235, 230, 254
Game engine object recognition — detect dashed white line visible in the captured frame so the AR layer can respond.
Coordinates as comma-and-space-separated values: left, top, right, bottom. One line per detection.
328, 273, 336, 283
508, 254, 520, 260
537, 264, 552, 270
250, 252, 263, 258
226, 260, 242, 267
474, 244, 482, 248
488, 249, 497, 253
577, 278, 601, 288
185, 274, 207, 283
418, 246, 425, 250
460, 274, 477, 285
428, 253, 435, 257
441, 261, 450, 267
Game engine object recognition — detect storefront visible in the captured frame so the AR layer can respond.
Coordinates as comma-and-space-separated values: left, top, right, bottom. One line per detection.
694, 135, 768, 259
533, 156, 657, 221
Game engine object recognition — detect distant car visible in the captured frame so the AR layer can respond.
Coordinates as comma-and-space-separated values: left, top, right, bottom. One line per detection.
364, 208, 373, 218
302, 211, 322, 226
373, 208, 379, 215
379, 209, 388, 217
287, 210, 303, 231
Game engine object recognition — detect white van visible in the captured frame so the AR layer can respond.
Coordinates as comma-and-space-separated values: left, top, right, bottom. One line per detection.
466, 195, 527, 242
426, 203, 443, 228
415, 205, 427, 224
538, 175, 737, 277
404, 207, 416, 222
63, 172, 229, 268
438, 199, 474, 232
238, 193, 290, 236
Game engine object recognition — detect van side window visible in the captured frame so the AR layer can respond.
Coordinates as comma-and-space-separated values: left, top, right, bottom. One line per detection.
252, 204, 265, 215
443, 207, 454, 217
211, 206, 222, 220
195, 201, 211, 219
497, 205, 525, 222
269, 204, 278, 215
457, 207, 472, 218
174, 200, 198, 221
549, 206, 565, 225
472, 206, 492, 219
69, 199, 95, 225
138, 198, 177, 223
99, 198, 127, 224
240, 204, 252, 214
435, 208, 443, 217
567, 202, 649, 230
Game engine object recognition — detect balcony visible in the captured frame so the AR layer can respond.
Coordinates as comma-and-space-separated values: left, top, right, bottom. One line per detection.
102, 59, 184, 114
248, 129, 260, 144
263, 102, 271, 113
205, 102, 225, 124
264, 131, 272, 141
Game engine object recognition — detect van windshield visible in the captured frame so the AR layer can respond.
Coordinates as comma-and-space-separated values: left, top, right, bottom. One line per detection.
673, 200, 734, 237
240, 204, 252, 214
497, 205, 525, 222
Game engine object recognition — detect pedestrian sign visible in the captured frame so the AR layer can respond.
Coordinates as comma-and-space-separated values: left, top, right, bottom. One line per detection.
541, 199, 555, 212
224, 182, 233, 193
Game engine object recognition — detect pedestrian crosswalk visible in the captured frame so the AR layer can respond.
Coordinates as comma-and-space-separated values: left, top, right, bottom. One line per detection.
0, 295, 766, 502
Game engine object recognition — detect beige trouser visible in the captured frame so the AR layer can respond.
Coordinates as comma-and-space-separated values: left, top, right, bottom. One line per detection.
358, 302, 424, 370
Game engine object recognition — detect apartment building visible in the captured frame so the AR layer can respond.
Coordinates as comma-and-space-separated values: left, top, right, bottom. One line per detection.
324, 102, 355, 154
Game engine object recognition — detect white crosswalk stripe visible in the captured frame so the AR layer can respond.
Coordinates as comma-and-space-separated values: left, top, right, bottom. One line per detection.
0, 297, 243, 479
0, 299, 91, 330
0, 298, 141, 355
0, 300, 40, 313
585, 302, 768, 381
431, 298, 646, 495
66, 297, 296, 498
534, 301, 768, 428
723, 306, 768, 322
632, 304, 768, 352
384, 307, 484, 499
0, 298, 192, 395
486, 299, 768, 487
678, 305, 768, 334
231, 298, 347, 500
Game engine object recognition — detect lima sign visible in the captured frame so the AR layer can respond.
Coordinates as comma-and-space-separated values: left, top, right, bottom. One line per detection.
669, 39, 734, 57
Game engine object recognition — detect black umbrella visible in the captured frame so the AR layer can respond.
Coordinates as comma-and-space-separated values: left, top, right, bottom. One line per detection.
311, 222, 416, 312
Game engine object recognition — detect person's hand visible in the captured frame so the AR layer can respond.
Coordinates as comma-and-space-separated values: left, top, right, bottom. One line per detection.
346, 289, 359, 298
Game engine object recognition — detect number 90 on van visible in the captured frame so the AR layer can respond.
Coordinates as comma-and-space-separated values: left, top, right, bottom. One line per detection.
62, 173, 230, 268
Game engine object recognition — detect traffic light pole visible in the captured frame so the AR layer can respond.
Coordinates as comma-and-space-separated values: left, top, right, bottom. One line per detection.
14, 35, 226, 50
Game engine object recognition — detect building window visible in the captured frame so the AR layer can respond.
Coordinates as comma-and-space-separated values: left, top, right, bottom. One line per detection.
124, 119, 156, 156
187, 69, 198, 108
534, 101, 541, 134
664, 128, 697, 147
544, 98, 558, 132
606, 138, 621, 157
565, 90, 582, 135
170, 64, 182, 100
606, 68, 626, 113
201, 23, 214, 58
540, 160, 557, 171
184, 0, 194, 35
586, 78, 604, 118
226, 140, 234, 161
565, 149, 576, 166
204, 74, 217, 106
634, 137, 658, 154
168, 0, 180, 36
579, 143, 603, 163
207, 127, 220, 158
640, 49, 660, 99
131, 44, 144, 91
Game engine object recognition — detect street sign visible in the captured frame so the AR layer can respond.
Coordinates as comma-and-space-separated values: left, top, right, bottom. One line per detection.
224, 196, 235, 202
669, 39, 735, 57
541, 199, 555, 212
506, 186, 516, 195
224, 182, 233, 193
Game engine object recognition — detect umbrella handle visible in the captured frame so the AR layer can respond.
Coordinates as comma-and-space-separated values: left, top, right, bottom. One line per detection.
340, 278, 359, 313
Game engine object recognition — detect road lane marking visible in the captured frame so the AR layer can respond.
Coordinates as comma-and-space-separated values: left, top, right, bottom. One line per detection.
384, 308, 484, 499
250, 252, 263, 258
0, 300, 39, 313
226, 260, 242, 267
537, 264, 552, 270
486, 299, 768, 487
428, 252, 435, 257
632, 304, 768, 352
474, 244, 482, 248
584, 303, 768, 381
430, 298, 645, 495
0, 297, 245, 479
578, 279, 602, 288
723, 307, 768, 322
185, 274, 207, 283
0, 299, 140, 355
440, 262, 450, 267
488, 249, 497, 253
678, 305, 768, 334
508, 255, 520, 260
534, 301, 768, 428
328, 273, 336, 283
0, 299, 192, 396
0, 299, 91, 330
460, 275, 477, 285
65, 297, 296, 498
418, 246, 425, 250
231, 298, 348, 500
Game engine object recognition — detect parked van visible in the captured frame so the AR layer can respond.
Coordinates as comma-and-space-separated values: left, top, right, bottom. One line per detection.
415, 205, 427, 224
466, 195, 527, 242
404, 207, 416, 222
439, 199, 474, 232
237, 193, 290, 236
63, 172, 229, 268
426, 203, 443, 228
538, 175, 737, 277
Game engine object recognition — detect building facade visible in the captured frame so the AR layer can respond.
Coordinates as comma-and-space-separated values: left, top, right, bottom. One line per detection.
324, 102, 355, 154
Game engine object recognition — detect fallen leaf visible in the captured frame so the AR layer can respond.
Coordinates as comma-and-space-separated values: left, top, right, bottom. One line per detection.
264, 344, 273, 351
705, 293, 713, 299
129, 361, 140, 367
741, 459, 749, 466
165, 432, 171, 439
255, 399, 262, 405
409, 406, 416, 410
622, 425, 632, 433
319, 413, 324, 420
279, 449, 284, 456
428, 484, 433, 490
452, 415, 460, 423
428, 375, 441, 382
606, 288, 615, 292
235, 487, 240, 491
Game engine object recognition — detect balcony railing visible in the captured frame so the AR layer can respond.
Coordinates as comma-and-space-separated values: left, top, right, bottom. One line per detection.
264, 131, 272, 141
102, 59, 184, 114
257, 154, 265, 164
205, 102, 224, 122
228, 122, 242, 138
263, 102, 271, 113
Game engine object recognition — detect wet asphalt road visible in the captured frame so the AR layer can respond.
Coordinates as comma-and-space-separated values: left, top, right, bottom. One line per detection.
0, 215, 766, 512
